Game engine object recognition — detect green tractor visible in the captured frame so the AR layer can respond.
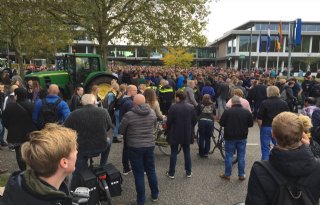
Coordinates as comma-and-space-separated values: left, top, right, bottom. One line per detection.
24, 53, 117, 99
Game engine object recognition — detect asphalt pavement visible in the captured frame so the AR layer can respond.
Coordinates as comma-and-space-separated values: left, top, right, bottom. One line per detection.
0, 123, 262, 205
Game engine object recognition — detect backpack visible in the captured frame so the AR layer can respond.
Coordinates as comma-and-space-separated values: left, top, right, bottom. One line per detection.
256, 161, 316, 205
37, 98, 62, 129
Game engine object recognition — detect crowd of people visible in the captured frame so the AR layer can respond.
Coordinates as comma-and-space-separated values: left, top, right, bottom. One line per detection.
0, 65, 320, 204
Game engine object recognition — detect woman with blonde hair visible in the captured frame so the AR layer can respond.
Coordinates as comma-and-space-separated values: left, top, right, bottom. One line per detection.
144, 88, 163, 120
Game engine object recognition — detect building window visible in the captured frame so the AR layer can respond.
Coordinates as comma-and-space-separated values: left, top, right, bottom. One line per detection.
292, 36, 310, 53
198, 47, 215, 58
117, 46, 135, 57
108, 46, 116, 57
227, 39, 232, 54
312, 36, 320, 53
239, 36, 249, 52
137, 47, 149, 57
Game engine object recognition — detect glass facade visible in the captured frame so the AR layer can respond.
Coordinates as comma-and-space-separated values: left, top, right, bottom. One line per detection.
239, 35, 257, 52
117, 46, 135, 57
108, 46, 116, 57
255, 23, 320, 32
198, 47, 215, 58
312, 36, 320, 53
137, 47, 149, 57
239, 36, 250, 52
292, 36, 310, 52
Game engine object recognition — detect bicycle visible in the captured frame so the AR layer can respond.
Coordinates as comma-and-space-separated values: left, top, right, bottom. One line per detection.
196, 125, 238, 164
154, 119, 182, 156
76, 154, 122, 205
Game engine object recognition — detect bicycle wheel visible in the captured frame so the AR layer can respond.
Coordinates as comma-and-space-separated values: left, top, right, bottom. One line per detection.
209, 129, 220, 154
157, 130, 171, 156
195, 130, 200, 145
100, 179, 112, 205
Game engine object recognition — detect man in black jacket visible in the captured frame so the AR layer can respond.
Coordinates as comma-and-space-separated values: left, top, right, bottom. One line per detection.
257, 86, 289, 160
166, 91, 197, 179
219, 96, 253, 181
64, 94, 113, 190
246, 112, 320, 204
252, 78, 267, 119
2, 88, 37, 171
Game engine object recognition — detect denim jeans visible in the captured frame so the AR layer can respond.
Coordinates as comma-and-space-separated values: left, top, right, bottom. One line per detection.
260, 126, 276, 160
128, 146, 159, 205
113, 110, 120, 139
198, 119, 214, 156
169, 144, 192, 176
70, 138, 112, 190
217, 96, 227, 118
224, 139, 247, 177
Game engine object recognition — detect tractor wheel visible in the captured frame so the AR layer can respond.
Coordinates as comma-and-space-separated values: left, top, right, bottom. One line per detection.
88, 76, 115, 100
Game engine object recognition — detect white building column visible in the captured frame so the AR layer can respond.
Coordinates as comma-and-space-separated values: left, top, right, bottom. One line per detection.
86, 46, 88, 54
281, 60, 285, 72
235, 59, 239, 69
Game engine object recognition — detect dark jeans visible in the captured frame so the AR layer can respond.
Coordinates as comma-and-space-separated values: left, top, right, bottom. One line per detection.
128, 146, 159, 205
253, 100, 262, 119
71, 139, 111, 190
122, 136, 131, 172
14, 145, 26, 171
0, 119, 4, 143
224, 139, 247, 177
198, 119, 214, 156
169, 144, 192, 176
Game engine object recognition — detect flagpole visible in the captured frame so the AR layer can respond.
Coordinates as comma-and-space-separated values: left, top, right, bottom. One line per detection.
266, 53, 268, 72
276, 50, 280, 75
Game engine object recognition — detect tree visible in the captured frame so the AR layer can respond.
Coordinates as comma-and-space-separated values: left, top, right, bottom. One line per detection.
0, 0, 73, 77
42, 0, 210, 64
162, 47, 194, 68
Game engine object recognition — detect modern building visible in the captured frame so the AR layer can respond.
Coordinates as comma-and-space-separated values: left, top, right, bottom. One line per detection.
210, 20, 320, 73
0, 35, 216, 66
69, 40, 215, 66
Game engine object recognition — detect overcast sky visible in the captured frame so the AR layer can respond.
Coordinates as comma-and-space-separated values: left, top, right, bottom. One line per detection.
205, 0, 320, 43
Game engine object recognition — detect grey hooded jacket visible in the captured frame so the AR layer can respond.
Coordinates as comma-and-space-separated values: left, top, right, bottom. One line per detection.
119, 103, 157, 148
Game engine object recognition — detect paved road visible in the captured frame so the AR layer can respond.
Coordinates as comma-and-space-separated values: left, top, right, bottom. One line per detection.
0, 123, 262, 205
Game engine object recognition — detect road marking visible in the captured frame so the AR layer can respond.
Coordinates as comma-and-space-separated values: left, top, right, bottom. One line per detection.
247, 143, 259, 146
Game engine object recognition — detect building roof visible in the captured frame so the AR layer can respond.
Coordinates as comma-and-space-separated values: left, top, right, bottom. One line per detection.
210, 20, 320, 47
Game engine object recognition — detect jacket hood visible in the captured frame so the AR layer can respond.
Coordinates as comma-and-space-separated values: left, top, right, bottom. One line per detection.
1, 170, 71, 204
131, 103, 151, 116
23, 169, 68, 199
270, 144, 317, 177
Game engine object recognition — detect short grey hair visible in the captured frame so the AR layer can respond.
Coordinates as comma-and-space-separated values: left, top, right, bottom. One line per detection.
81, 94, 96, 105
267, 86, 280, 97
231, 95, 241, 106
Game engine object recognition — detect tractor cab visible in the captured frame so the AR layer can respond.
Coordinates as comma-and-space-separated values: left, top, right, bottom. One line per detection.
25, 53, 117, 100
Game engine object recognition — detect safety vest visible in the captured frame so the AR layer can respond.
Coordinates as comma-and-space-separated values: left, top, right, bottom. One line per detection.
159, 88, 174, 93
178, 86, 186, 92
